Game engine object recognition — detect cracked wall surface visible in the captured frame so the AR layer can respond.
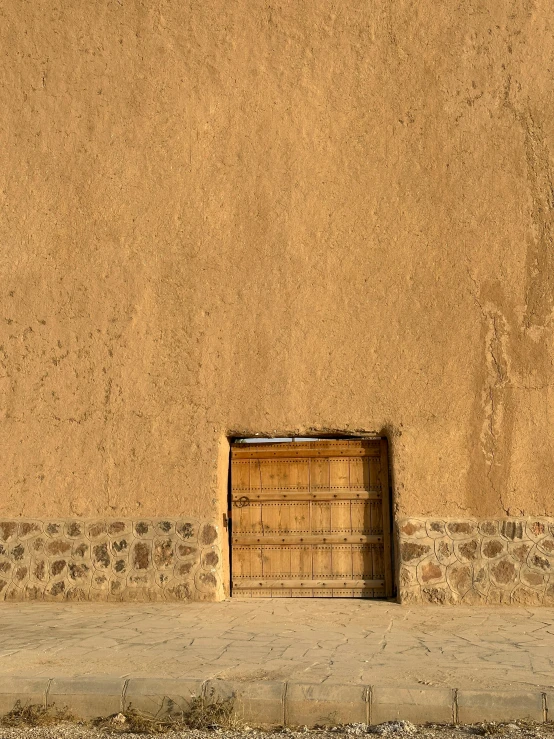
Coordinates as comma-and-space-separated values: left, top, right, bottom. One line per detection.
0, 519, 223, 602
1, 0, 554, 600
399, 518, 554, 605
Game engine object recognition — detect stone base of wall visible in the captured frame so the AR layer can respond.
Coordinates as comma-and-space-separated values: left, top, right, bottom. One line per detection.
0, 519, 223, 601
399, 517, 554, 605
6, 515, 554, 605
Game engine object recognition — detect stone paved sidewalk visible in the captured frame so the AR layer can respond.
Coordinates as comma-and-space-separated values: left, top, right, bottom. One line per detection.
1, 600, 553, 692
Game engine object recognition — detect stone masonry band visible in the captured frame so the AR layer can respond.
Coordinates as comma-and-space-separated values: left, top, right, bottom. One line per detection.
399, 518, 554, 605
3, 516, 554, 604
0, 519, 222, 601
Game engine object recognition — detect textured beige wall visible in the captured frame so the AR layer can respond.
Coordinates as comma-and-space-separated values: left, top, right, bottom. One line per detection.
1, 1, 554, 523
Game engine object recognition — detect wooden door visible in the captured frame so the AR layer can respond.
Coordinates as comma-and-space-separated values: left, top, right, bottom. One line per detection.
230, 439, 392, 598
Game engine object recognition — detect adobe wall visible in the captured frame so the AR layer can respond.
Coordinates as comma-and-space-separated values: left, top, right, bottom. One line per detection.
1, 1, 554, 602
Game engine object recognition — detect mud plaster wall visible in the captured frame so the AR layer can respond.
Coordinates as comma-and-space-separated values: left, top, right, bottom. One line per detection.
2, 3, 554, 539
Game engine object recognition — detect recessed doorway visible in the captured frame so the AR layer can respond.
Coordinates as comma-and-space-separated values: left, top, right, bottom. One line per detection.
229, 438, 393, 598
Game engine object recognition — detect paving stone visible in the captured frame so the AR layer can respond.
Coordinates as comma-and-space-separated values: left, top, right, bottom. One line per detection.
371, 686, 454, 724
0, 600, 554, 699
47, 677, 124, 719
285, 683, 367, 727
457, 690, 544, 723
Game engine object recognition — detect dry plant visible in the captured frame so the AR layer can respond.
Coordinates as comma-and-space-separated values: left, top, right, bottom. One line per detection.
93, 707, 184, 734
184, 691, 241, 730
0, 700, 76, 728
93, 690, 241, 733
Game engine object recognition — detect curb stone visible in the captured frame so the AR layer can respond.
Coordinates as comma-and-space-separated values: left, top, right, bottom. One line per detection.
205, 679, 286, 727
124, 678, 204, 717
285, 683, 368, 727
0, 677, 551, 727
457, 691, 545, 724
371, 687, 454, 725
47, 677, 125, 719
0, 677, 50, 714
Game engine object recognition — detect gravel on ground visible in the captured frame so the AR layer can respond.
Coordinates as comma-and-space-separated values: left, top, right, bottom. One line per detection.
1, 721, 554, 739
